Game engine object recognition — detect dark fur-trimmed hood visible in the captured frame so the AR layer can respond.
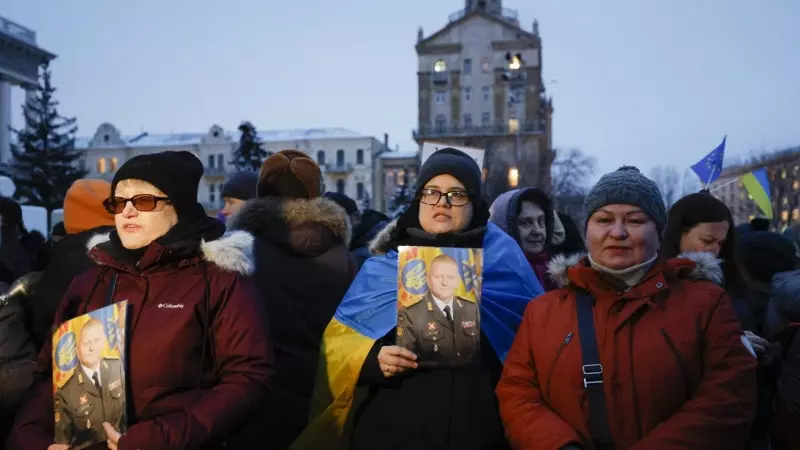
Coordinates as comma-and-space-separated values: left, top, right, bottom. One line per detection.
546, 251, 723, 288
228, 196, 351, 249
85, 230, 255, 276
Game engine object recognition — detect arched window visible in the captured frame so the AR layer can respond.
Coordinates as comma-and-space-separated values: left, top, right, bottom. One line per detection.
110, 157, 119, 172
336, 179, 345, 194
97, 158, 107, 173
356, 149, 364, 165
317, 150, 326, 165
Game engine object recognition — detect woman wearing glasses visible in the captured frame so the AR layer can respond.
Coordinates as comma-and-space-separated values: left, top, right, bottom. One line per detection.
9, 151, 272, 450
292, 148, 543, 450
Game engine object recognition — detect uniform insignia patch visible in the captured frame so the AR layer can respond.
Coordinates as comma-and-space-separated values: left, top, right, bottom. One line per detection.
109, 379, 121, 391
427, 322, 436, 331
426, 302, 434, 312
433, 344, 439, 352
462, 320, 476, 328
80, 395, 88, 405
55, 411, 60, 424
396, 327, 403, 338
86, 419, 91, 429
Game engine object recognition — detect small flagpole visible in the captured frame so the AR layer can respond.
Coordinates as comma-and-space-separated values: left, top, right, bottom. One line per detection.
708, 176, 741, 193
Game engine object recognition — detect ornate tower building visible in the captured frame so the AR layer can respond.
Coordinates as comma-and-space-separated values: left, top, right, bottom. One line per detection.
413, 0, 554, 201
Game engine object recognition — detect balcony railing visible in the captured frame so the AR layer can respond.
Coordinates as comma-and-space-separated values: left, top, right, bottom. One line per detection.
0, 16, 36, 45
325, 163, 354, 173
413, 121, 545, 140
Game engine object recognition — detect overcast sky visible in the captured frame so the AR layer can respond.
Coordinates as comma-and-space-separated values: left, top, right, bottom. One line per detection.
4, 0, 799, 183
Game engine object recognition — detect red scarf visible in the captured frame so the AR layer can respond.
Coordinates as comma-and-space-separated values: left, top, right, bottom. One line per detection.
526, 251, 557, 291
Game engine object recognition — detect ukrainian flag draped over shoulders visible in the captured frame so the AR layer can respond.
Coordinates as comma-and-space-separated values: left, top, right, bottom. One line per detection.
291, 222, 542, 449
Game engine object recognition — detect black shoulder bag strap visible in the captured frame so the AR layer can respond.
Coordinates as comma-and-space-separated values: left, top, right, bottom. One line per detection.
575, 290, 615, 450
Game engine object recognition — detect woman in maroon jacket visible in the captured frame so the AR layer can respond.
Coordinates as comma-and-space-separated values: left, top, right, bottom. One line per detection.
8, 151, 272, 450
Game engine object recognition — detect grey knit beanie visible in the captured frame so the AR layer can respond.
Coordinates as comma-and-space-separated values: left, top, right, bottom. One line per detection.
584, 165, 667, 232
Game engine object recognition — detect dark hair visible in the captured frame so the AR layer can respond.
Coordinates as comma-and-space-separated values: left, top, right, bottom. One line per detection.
661, 192, 747, 294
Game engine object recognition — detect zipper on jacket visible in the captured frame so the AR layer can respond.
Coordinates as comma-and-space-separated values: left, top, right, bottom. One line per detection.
660, 329, 692, 401
545, 332, 574, 401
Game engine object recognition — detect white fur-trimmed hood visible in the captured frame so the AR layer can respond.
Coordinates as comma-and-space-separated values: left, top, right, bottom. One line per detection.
85, 230, 255, 276
369, 219, 397, 256
546, 251, 724, 288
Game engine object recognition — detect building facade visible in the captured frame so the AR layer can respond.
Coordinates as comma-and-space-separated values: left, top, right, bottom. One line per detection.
413, 0, 554, 202
0, 16, 56, 163
710, 149, 800, 230
378, 150, 420, 213
76, 123, 388, 214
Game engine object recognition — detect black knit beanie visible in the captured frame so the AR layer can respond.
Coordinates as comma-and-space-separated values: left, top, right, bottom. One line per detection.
415, 148, 483, 207
221, 171, 258, 201
111, 150, 204, 220
739, 231, 797, 284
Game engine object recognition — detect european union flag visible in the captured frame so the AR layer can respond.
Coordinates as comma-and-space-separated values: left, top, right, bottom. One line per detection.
691, 136, 726, 185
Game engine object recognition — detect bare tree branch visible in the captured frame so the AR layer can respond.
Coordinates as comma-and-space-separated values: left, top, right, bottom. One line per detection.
648, 165, 681, 208
551, 148, 596, 197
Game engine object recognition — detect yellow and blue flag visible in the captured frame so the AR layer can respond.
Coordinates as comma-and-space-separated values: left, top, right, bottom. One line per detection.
741, 167, 773, 219
290, 223, 542, 449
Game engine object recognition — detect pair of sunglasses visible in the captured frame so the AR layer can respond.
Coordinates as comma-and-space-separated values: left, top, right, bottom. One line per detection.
103, 194, 171, 214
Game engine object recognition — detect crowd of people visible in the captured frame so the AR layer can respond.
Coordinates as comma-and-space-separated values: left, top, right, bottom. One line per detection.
0, 147, 797, 450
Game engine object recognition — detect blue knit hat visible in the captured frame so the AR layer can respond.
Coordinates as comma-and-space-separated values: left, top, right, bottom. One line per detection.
584, 166, 667, 232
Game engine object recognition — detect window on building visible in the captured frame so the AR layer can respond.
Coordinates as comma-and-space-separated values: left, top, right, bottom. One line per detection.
208, 155, 215, 169
110, 157, 119, 172
482, 86, 491, 101
336, 179, 345, 194
317, 150, 325, 165
217, 154, 224, 169
435, 90, 446, 104
511, 87, 524, 104
508, 118, 519, 133
463, 86, 472, 102
435, 115, 447, 133
356, 149, 364, 165
97, 158, 107, 173
386, 170, 395, 185
336, 149, 345, 166
209, 183, 216, 204
463, 58, 472, 74
481, 57, 491, 73
397, 170, 406, 185
464, 113, 473, 128
481, 112, 491, 127
434, 59, 447, 72
357, 182, 364, 200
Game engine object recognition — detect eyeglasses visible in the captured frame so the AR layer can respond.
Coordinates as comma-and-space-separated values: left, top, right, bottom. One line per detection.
103, 195, 171, 214
419, 188, 471, 207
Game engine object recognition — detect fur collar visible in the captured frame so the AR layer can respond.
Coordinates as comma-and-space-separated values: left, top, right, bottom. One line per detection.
369, 219, 397, 256
546, 251, 723, 288
85, 231, 255, 276
228, 196, 351, 247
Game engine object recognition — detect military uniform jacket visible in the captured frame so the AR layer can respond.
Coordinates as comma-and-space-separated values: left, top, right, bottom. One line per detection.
397, 293, 480, 368
54, 358, 125, 450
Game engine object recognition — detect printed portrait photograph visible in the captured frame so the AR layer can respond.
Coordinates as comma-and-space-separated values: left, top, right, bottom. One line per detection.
51, 301, 128, 450
396, 246, 484, 369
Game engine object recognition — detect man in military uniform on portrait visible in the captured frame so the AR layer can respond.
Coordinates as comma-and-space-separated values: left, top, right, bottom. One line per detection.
54, 318, 125, 450
397, 254, 480, 368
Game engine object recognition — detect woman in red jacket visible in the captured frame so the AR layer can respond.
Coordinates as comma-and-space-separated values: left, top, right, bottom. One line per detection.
496, 166, 757, 450
9, 151, 272, 450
